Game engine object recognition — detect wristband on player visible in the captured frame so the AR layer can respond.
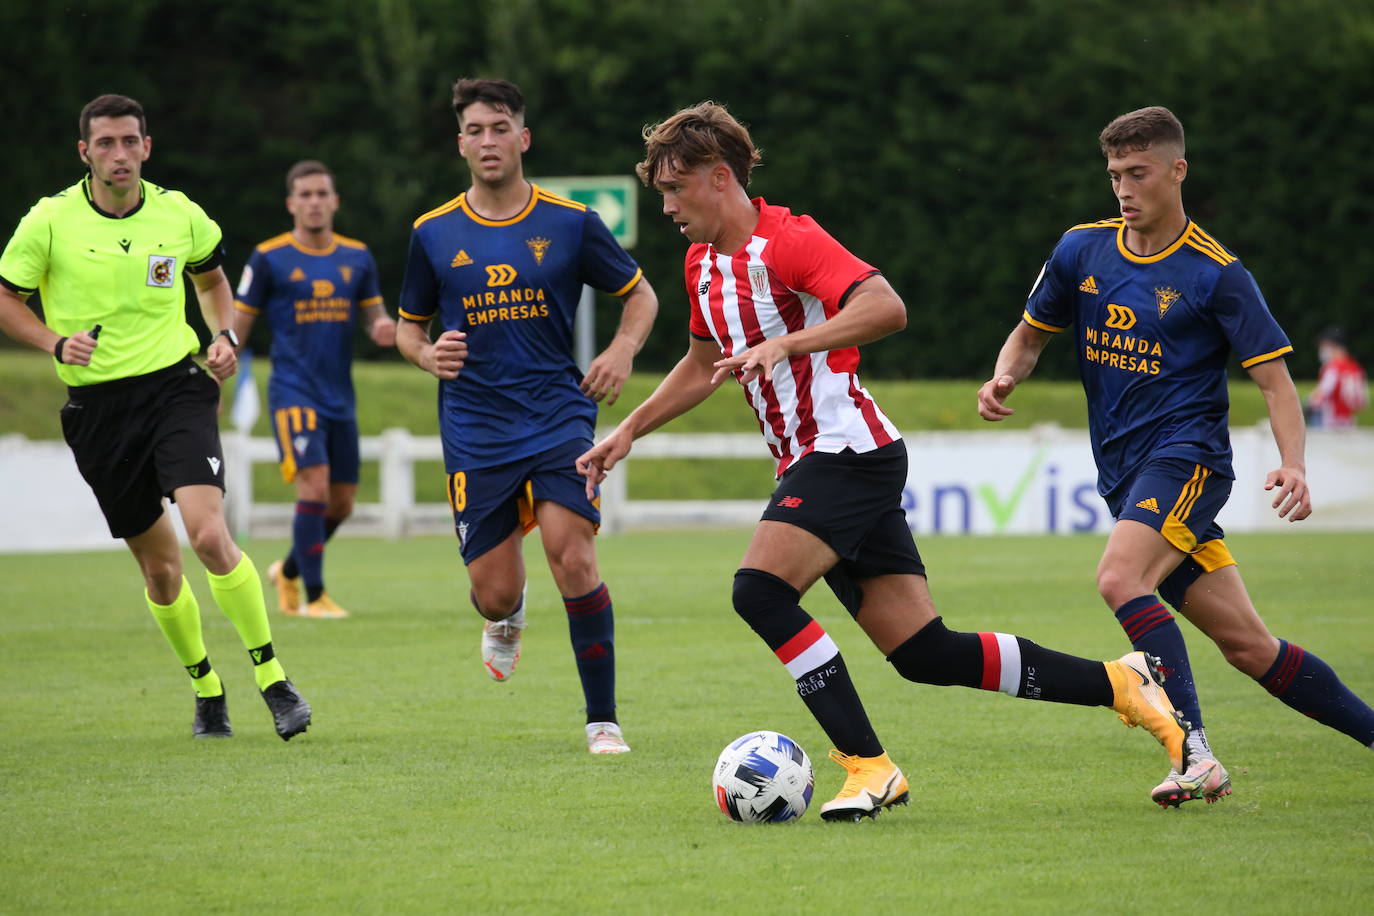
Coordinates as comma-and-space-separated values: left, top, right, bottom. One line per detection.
53, 337, 68, 364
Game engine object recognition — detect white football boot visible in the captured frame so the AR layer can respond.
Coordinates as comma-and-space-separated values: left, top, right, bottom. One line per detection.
586, 721, 631, 754
1152, 729, 1233, 807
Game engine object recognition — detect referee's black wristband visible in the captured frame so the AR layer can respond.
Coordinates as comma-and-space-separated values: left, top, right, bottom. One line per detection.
53, 337, 68, 364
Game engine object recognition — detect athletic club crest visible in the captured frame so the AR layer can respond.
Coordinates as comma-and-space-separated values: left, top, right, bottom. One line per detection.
1154, 285, 1181, 319
748, 265, 770, 298
146, 254, 176, 288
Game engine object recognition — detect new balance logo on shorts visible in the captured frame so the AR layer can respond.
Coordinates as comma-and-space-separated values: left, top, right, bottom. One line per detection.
776, 496, 804, 508
1136, 497, 1160, 514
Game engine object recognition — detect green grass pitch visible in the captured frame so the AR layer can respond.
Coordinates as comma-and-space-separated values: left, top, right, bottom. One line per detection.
2, 530, 1371, 913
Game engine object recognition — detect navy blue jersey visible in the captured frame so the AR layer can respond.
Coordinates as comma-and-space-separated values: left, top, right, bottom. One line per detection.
234, 233, 383, 419
1024, 218, 1291, 505
399, 184, 643, 471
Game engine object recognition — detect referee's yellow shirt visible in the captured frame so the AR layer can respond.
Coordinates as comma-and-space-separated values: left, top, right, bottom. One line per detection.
0, 176, 223, 385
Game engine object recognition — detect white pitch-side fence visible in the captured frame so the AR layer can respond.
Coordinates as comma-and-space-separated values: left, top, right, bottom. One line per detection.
3, 426, 1372, 552
216, 429, 773, 539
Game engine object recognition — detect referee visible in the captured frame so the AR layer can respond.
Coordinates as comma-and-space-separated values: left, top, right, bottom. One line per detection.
0, 94, 311, 740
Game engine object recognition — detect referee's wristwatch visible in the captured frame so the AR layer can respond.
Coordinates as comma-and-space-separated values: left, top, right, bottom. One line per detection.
215, 328, 240, 349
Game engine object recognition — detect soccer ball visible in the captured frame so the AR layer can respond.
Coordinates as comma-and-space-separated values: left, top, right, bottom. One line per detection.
712, 730, 814, 823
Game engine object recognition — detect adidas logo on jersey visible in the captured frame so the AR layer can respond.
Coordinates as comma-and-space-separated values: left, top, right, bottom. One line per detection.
1135, 497, 1160, 514
451, 250, 473, 267
1079, 276, 1100, 294
289, 267, 306, 282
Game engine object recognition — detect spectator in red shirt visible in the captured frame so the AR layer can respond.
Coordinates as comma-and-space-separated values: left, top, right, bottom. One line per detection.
1308, 327, 1368, 428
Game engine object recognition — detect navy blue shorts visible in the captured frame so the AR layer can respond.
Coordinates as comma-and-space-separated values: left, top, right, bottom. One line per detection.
447, 437, 599, 564
1110, 456, 1238, 608
759, 441, 925, 618
269, 402, 360, 485
1112, 456, 1230, 553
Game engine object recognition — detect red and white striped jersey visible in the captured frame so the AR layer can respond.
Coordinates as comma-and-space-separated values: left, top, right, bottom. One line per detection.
1311, 355, 1368, 427
686, 199, 900, 476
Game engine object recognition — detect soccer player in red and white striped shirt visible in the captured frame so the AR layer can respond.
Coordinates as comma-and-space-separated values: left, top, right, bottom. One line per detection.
577, 102, 1191, 818
1309, 327, 1368, 428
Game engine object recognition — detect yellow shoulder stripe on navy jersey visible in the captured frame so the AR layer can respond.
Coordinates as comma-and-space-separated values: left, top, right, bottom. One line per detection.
1184, 226, 1236, 266
335, 233, 369, 250
255, 232, 296, 253
1065, 217, 1123, 234
533, 187, 587, 211
1189, 224, 1234, 256
414, 195, 464, 229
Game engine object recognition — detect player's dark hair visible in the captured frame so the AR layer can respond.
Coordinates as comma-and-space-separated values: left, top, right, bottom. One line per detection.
637, 101, 763, 189
79, 94, 146, 142
451, 78, 526, 125
1099, 106, 1185, 158
285, 160, 335, 194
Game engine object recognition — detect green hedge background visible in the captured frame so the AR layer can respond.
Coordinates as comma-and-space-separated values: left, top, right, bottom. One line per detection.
3, 0, 1371, 378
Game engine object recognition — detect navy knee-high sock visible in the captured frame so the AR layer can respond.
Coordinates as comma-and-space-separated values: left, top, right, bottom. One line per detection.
564, 583, 616, 724
283, 516, 342, 580
290, 501, 328, 602
1258, 640, 1374, 746
1115, 595, 1202, 730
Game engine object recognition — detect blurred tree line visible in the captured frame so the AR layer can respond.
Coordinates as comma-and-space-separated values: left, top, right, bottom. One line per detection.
3, 0, 1371, 378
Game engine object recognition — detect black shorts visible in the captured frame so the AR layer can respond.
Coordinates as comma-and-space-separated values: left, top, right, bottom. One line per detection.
759, 440, 925, 617
60, 357, 226, 539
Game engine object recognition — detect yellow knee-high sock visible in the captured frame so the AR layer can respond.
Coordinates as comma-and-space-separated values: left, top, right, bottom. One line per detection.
146, 578, 223, 698
206, 553, 288, 690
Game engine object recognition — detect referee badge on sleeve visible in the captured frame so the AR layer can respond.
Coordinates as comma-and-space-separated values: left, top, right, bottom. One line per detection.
147, 255, 177, 288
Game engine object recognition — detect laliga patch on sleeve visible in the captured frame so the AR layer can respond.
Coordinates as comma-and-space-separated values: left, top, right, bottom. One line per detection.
147, 254, 177, 288
236, 264, 253, 296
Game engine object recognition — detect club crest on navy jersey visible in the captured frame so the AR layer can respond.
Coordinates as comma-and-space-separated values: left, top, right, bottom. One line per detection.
526, 236, 551, 265
1155, 285, 1181, 319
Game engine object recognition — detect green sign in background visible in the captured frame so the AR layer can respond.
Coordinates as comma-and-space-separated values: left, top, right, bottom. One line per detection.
534, 175, 638, 249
